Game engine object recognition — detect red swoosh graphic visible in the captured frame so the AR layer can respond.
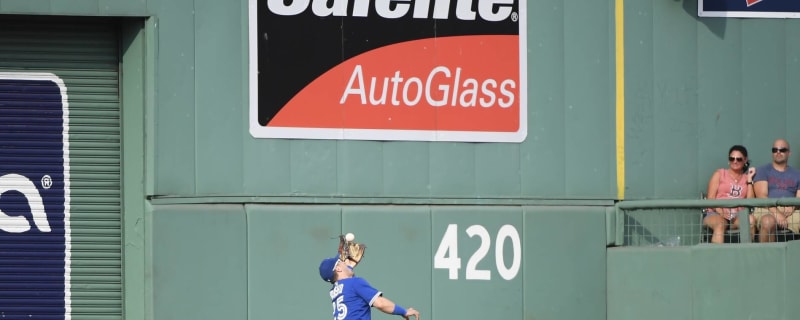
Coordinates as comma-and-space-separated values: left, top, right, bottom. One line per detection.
267, 35, 520, 132
746, 0, 763, 7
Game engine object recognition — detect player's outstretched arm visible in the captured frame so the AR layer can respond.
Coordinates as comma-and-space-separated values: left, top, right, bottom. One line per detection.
372, 296, 420, 320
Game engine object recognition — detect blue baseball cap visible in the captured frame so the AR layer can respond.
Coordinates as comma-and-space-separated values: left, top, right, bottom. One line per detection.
319, 254, 340, 283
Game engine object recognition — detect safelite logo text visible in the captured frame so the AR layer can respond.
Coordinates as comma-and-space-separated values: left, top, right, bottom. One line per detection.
266, 0, 516, 20
249, 0, 527, 142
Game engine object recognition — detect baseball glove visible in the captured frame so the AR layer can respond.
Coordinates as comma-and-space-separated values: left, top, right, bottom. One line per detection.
338, 234, 366, 266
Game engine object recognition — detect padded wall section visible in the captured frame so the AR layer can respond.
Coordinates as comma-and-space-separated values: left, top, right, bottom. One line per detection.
430, 206, 524, 320
151, 205, 247, 320
524, 206, 608, 320
691, 245, 786, 319
239, 204, 607, 320
608, 247, 694, 320
784, 241, 800, 317
608, 244, 795, 320
246, 205, 342, 320
342, 206, 433, 319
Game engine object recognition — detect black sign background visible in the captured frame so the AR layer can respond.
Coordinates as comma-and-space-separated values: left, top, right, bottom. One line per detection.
256, 0, 520, 126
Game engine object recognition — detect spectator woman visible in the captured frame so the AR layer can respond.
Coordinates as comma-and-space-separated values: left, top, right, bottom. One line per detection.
704, 145, 756, 243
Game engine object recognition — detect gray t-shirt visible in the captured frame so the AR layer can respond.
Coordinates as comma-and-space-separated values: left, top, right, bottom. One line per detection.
753, 164, 800, 198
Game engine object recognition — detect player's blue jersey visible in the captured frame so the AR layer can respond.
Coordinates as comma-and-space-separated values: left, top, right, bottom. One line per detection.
329, 277, 382, 320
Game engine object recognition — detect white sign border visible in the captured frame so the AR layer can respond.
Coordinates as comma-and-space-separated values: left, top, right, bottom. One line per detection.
248, 0, 527, 143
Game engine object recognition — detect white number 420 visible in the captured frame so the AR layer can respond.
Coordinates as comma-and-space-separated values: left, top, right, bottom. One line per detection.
434, 224, 521, 280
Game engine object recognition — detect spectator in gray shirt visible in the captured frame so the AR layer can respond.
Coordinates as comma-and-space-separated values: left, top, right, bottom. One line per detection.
753, 139, 800, 243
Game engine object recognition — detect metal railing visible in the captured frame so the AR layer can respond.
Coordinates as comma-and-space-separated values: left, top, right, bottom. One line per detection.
615, 198, 800, 246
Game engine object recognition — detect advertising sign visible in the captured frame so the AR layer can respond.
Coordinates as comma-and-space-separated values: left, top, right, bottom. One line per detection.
0, 73, 71, 319
249, 0, 527, 142
699, 0, 800, 18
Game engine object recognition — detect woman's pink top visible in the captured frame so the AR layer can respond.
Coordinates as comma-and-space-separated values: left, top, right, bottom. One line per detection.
714, 168, 748, 200
712, 168, 749, 219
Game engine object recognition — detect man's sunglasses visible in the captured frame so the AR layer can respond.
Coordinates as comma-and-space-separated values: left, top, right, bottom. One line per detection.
772, 147, 789, 153
728, 157, 744, 162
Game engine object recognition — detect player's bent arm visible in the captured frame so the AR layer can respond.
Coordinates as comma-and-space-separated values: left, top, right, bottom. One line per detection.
372, 296, 397, 314
372, 296, 419, 319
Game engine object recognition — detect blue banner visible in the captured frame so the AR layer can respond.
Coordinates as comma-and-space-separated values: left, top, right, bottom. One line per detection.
0, 74, 70, 320
700, 0, 800, 18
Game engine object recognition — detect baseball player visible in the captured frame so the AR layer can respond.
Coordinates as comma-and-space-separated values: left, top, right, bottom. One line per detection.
319, 234, 420, 320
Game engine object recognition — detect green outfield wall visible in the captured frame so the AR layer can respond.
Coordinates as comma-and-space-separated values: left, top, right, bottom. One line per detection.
150, 204, 609, 320
2, 0, 800, 320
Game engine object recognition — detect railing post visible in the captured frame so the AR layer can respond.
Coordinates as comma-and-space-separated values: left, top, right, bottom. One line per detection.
739, 208, 751, 243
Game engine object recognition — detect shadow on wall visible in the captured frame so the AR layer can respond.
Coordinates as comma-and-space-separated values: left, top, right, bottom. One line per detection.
623, 215, 660, 246
622, 209, 704, 246
676, 0, 727, 39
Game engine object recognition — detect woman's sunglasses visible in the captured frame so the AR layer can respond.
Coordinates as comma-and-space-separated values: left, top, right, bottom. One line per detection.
728, 157, 744, 162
